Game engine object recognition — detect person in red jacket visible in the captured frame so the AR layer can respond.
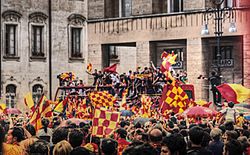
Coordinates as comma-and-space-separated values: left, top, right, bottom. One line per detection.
115, 128, 131, 155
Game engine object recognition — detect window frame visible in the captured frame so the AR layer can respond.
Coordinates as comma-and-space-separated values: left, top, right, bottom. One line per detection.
32, 84, 43, 105
71, 27, 82, 58
28, 12, 48, 61
2, 11, 22, 60
5, 84, 17, 108
67, 14, 86, 61
168, 0, 183, 13
31, 25, 45, 57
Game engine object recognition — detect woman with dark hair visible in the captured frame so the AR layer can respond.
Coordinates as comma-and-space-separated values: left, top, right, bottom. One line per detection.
161, 133, 187, 155
37, 118, 53, 143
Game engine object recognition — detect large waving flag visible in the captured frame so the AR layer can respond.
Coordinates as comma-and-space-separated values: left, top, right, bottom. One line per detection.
92, 108, 120, 138
89, 91, 116, 108
160, 81, 189, 115
30, 95, 52, 130
54, 97, 68, 113
140, 95, 152, 118
24, 92, 35, 112
216, 84, 250, 103
103, 64, 117, 73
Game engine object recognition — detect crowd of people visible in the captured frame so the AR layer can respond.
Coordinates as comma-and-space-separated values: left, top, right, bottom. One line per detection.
0, 104, 250, 155
57, 64, 188, 99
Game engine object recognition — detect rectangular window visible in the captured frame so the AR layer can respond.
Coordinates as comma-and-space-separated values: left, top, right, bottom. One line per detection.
32, 26, 44, 57
71, 28, 82, 57
213, 46, 233, 60
5, 24, 17, 56
121, 0, 132, 17
168, 0, 183, 13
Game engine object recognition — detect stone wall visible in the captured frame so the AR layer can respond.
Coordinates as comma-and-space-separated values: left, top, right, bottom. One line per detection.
1, 0, 87, 110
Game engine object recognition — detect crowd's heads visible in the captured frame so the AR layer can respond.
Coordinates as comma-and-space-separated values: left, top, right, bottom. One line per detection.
116, 128, 127, 139
188, 126, 204, 145
52, 127, 69, 144
228, 102, 235, 108
25, 124, 36, 137
149, 128, 163, 144
70, 146, 91, 155
53, 140, 72, 155
7, 126, 25, 143
161, 133, 187, 155
224, 139, 243, 155
101, 138, 118, 155
29, 139, 49, 155
123, 143, 157, 155
68, 129, 84, 148
210, 128, 222, 141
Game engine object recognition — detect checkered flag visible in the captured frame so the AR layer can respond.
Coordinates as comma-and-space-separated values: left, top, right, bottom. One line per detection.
92, 108, 120, 138
89, 91, 116, 108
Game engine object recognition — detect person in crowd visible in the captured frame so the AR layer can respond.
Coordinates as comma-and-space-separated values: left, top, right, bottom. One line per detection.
53, 140, 72, 155
148, 128, 163, 154
161, 133, 187, 155
220, 102, 238, 123
68, 129, 84, 148
115, 128, 131, 154
237, 136, 250, 155
208, 128, 224, 155
223, 139, 243, 155
28, 139, 50, 155
37, 118, 53, 143
3, 126, 25, 155
187, 126, 212, 155
20, 124, 39, 155
101, 138, 118, 155
70, 146, 92, 155
50, 127, 69, 155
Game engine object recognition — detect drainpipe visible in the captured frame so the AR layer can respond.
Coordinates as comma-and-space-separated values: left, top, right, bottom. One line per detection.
48, 0, 52, 99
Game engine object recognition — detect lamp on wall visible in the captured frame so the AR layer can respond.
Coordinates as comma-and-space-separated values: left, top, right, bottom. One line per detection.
201, 24, 209, 35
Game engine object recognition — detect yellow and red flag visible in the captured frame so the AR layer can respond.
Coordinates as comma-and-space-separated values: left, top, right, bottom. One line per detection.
160, 81, 189, 114
24, 92, 35, 112
54, 97, 68, 113
89, 91, 116, 108
121, 89, 128, 110
30, 95, 52, 130
92, 108, 120, 138
140, 95, 152, 118
87, 63, 93, 73
216, 84, 250, 103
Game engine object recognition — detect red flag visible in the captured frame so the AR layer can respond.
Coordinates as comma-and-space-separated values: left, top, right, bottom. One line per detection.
103, 64, 117, 73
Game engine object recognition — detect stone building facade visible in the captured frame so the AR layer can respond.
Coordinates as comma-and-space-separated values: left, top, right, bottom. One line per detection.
0, 0, 250, 110
87, 0, 250, 102
0, 0, 87, 110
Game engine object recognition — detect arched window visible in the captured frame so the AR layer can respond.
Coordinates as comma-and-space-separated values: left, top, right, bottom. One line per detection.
2, 10, 22, 59
32, 84, 43, 105
68, 14, 86, 59
29, 12, 48, 58
6, 84, 16, 108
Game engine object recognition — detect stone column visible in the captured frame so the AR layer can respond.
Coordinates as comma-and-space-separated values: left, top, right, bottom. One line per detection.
136, 41, 151, 68
186, 38, 208, 101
